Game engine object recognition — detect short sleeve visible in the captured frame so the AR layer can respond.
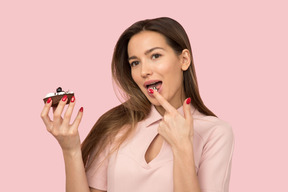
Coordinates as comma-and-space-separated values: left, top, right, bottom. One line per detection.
198, 122, 234, 192
86, 145, 110, 191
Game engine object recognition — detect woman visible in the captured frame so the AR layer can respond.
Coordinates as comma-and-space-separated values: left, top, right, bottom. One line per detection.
41, 17, 234, 192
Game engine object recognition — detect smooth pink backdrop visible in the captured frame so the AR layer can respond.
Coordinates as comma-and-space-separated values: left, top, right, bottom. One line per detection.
1, 0, 287, 191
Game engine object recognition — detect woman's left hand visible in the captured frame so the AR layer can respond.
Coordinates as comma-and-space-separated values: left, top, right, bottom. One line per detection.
151, 90, 194, 150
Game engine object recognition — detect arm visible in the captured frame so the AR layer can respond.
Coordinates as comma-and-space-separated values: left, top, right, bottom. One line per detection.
41, 96, 106, 192
63, 148, 106, 192
172, 123, 234, 192
62, 148, 89, 192
152, 90, 201, 192
197, 123, 234, 192
172, 140, 201, 192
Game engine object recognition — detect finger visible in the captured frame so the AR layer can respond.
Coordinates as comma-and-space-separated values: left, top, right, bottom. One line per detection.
71, 107, 84, 131
40, 98, 53, 128
62, 96, 76, 126
53, 95, 68, 123
158, 120, 168, 135
163, 111, 173, 123
149, 88, 176, 113
183, 97, 193, 123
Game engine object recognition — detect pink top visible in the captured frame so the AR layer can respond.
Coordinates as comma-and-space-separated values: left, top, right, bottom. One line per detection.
86, 105, 234, 192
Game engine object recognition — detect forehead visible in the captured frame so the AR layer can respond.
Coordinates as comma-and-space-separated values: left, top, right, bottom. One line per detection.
127, 31, 168, 55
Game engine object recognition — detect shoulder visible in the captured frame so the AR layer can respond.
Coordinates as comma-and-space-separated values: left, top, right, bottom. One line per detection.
193, 113, 234, 143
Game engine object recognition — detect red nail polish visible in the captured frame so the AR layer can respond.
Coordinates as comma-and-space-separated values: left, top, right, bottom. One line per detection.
148, 89, 154, 94
71, 96, 75, 103
80, 107, 83, 112
62, 95, 68, 102
186, 97, 191, 104
47, 97, 52, 104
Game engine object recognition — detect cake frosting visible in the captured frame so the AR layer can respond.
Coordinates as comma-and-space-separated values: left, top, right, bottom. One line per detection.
43, 87, 74, 107
44, 91, 74, 98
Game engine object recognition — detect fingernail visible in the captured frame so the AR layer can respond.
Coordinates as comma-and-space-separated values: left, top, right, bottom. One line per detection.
71, 96, 75, 103
80, 107, 83, 112
186, 97, 191, 104
47, 97, 52, 104
148, 88, 154, 94
62, 95, 68, 102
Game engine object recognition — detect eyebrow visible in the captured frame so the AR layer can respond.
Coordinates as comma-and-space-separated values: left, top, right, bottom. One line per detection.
128, 47, 164, 61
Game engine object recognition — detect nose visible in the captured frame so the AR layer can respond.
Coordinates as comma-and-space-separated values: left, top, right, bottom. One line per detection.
140, 60, 153, 78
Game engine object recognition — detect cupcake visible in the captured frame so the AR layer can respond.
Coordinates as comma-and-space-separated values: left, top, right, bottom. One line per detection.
43, 87, 74, 107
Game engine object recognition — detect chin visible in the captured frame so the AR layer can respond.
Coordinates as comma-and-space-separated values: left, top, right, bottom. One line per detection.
150, 100, 162, 106
142, 92, 159, 106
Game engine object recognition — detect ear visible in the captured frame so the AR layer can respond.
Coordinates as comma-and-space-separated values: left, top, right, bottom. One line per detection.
180, 49, 191, 71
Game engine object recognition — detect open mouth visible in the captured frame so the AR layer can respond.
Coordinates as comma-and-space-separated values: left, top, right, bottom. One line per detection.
145, 81, 162, 91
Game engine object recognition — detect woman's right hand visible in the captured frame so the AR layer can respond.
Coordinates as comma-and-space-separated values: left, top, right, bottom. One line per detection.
40, 95, 84, 154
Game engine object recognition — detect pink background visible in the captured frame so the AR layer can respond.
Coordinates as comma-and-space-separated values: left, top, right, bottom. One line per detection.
1, 0, 287, 191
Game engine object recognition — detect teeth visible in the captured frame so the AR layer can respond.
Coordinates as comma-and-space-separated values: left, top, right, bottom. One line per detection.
152, 87, 158, 91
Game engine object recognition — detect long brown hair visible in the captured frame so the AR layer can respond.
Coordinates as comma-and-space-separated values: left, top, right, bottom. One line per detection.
81, 17, 216, 169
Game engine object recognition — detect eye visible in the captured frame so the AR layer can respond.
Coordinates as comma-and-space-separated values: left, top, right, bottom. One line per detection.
130, 61, 139, 67
152, 53, 161, 60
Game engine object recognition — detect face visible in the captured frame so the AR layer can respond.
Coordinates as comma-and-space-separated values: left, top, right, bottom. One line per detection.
127, 31, 190, 112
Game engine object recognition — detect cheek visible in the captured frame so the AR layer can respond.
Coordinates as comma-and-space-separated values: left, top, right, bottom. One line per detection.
131, 70, 137, 83
131, 70, 142, 88
158, 61, 182, 79
162, 64, 183, 88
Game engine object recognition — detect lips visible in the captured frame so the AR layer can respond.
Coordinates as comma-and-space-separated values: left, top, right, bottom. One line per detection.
144, 80, 162, 91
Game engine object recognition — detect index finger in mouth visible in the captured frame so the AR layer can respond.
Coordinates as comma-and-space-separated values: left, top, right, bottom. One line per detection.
149, 88, 176, 113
